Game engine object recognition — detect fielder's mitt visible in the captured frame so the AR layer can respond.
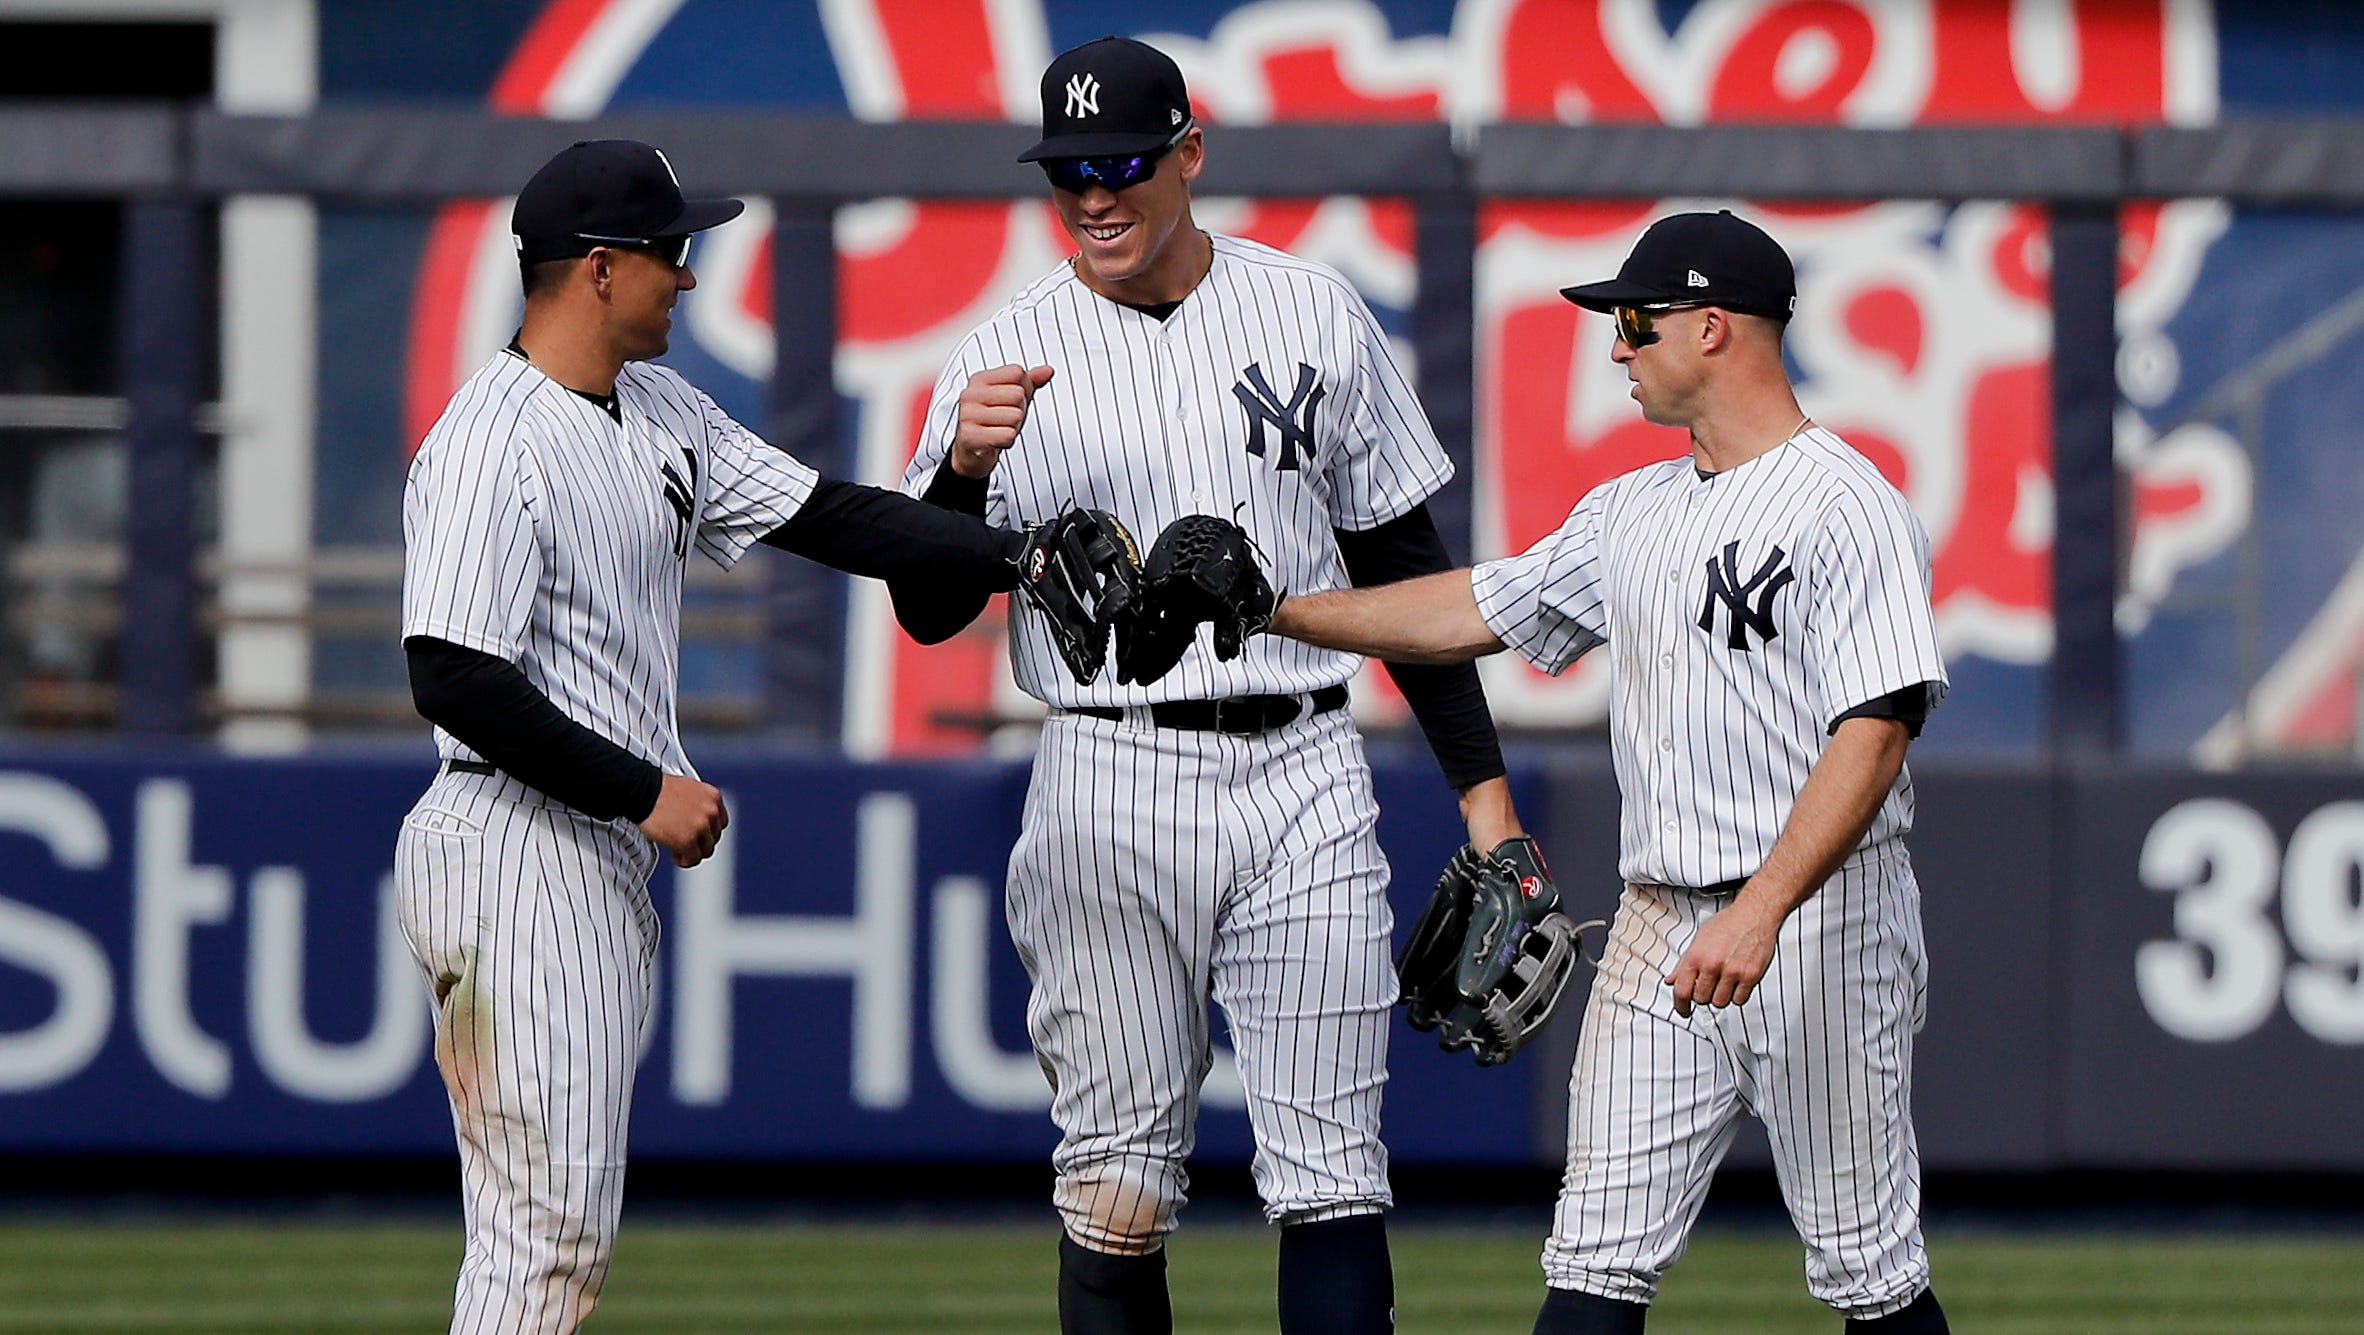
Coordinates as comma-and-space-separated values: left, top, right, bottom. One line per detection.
1013, 507, 1142, 685
1114, 513, 1278, 686
1397, 835, 1597, 1067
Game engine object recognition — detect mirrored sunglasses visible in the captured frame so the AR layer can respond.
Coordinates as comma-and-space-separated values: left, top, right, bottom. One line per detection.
1041, 122, 1191, 195
1612, 302, 1706, 348
580, 232, 694, 268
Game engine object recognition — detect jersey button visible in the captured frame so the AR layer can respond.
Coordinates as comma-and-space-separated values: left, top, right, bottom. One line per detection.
1661, 653, 1675, 669
1666, 570, 1679, 583
1659, 737, 1672, 751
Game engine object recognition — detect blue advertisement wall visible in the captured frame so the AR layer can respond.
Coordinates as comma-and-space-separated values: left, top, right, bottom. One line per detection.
0, 750, 1541, 1164
5, 750, 2362, 1169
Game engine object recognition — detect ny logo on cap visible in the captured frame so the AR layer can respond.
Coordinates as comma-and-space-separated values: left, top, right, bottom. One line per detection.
1687, 270, 1709, 287
1066, 73, 1100, 118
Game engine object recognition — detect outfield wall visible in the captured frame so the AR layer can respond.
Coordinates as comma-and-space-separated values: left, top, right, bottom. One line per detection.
1, 751, 2355, 1171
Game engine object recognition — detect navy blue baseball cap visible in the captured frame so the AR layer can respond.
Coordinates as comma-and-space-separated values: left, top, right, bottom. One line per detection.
511, 139, 745, 264
1560, 210, 1797, 320
1019, 36, 1194, 162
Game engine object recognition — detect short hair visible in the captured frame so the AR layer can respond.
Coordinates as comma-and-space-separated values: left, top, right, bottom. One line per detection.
519, 255, 576, 299
1735, 310, 1789, 346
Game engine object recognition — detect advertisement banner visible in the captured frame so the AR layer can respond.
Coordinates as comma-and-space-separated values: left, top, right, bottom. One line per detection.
2059, 773, 2364, 1167
0, 750, 1544, 1163
310, 0, 2346, 766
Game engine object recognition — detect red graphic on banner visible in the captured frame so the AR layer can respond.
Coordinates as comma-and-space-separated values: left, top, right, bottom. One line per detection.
403, 1, 2246, 752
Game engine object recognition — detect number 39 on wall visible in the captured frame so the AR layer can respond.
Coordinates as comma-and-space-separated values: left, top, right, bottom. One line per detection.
2138, 799, 2364, 1045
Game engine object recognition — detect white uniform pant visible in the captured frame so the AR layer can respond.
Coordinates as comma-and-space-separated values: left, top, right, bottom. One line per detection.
1544, 851, 1931, 1319
394, 767, 661, 1335
1012, 708, 1395, 1252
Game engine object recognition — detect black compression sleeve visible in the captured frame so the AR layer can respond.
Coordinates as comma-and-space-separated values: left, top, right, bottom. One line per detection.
759, 475, 1023, 584
1333, 505, 1508, 791
405, 636, 664, 823
887, 458, 1003, 643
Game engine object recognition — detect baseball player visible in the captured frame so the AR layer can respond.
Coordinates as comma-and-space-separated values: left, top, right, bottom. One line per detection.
394, 139, 1102, 1335
897, 37, 1528, 1335
1261, 211, 1952, 1333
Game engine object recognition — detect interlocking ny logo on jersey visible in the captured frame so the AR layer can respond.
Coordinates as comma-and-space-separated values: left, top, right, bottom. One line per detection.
657, 446, 699, 559
1698, 540, 1795, 651
1232, 362, 1325, 472
1065, 73, 1100, 118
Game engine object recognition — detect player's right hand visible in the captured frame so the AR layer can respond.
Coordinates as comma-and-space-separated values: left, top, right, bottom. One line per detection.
639, 773, 729, 868
951, 363, 1054, 479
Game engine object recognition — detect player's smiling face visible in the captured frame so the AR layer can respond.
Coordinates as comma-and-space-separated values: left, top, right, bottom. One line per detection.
1051, 129, 1206, 303
604, 243, 695, 362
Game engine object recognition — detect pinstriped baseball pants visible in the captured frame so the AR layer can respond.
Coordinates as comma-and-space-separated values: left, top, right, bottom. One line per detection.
394, 768, 661, 1335
1543, 850, 1932, 1318
1011, 707, 1396, 1254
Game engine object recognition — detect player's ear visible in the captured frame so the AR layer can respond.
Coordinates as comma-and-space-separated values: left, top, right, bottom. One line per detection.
1175, 127, 1204, 185
1696, 307, 1733, 355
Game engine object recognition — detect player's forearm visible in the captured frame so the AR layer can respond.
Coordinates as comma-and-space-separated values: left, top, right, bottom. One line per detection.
405, 636, 664, 823
887, 460, 1002, 642
1269, 570, 1504, 663
761, 476, 1023, 585
1736, 716, 1912, 917
1336, 508, 1507, 790
1456, 775, 1524, 852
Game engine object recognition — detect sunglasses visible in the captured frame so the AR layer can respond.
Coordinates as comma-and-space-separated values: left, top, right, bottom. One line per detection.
1040, 121, 1192, 195
580, 232, 694, 268
1612, 302, 1707, 349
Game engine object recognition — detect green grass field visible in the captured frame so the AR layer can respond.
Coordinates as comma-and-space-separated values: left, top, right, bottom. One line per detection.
0, 1220, 2357, 1333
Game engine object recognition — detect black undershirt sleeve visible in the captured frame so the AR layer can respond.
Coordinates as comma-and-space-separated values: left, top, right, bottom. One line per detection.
888, 460, 1003, 643
405, 636, 664, 823
759, 474, 1022, 587
1830, 682, 1937, 739
1333, 505, 1508, 791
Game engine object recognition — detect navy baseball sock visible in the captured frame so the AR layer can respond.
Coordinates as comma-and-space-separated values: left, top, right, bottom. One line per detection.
1846, 1287, 1950, 1332
1278, 1213, 1395, 1333
1058, 1235, 1171, 1335
1532, 1285, 1649, 1334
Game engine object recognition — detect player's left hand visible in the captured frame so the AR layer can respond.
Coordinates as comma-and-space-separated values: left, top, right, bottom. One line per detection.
1115, 513, 1278, 685
1012, 506, 1142, 684
1666, 895, 1782, 1017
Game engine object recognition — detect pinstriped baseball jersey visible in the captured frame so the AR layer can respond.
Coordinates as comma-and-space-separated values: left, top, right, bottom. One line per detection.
912, 232, 1437, 1255
403, 349, 817, 777
399, 346, 813, 1335
1470, 426, 1946, 887
902, 233, 1453, 707
1469, 422, 1947, 1318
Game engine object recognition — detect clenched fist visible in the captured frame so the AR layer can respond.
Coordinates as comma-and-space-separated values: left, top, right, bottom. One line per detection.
952, 363, 1055, 479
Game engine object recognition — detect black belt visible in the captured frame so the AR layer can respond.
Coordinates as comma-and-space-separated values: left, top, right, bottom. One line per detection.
442, 759, 497, 776
1071, 684, 1348, 735
1700, 878, 1746, 896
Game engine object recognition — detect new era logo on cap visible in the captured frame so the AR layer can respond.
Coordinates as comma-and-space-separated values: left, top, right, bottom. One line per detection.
1687, 270, 1709, 287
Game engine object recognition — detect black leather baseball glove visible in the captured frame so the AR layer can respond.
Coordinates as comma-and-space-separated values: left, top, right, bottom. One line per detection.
1396, 835, 1595, 1067
1012, 507, 1141, 685
1114, 513, 1278, 686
